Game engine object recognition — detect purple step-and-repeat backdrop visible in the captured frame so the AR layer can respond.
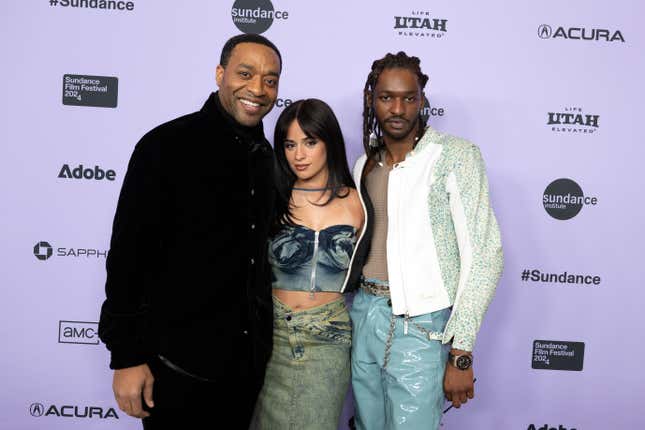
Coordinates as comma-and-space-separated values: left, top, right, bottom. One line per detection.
1, 1, 643, 429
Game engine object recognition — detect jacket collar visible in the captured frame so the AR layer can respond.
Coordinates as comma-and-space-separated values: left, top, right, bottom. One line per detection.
201, 91, 266, 142
386, 127, 443, 168
408, 126, 442, 157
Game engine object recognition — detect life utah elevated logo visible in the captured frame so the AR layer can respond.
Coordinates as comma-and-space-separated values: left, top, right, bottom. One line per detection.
394, 10, 447, 39
547, 107, 599, 135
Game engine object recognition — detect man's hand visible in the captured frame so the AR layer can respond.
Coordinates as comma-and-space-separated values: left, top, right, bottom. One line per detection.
113, 364, 155, 418
443, 351, 474, 409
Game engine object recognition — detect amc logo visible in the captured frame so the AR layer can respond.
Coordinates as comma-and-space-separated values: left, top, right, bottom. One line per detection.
58, 321, 99, 345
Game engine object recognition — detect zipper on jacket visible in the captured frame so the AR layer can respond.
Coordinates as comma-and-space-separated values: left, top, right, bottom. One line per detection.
309, 231, 320, 298
392, 164, 411, 321
403, 312, 409, 335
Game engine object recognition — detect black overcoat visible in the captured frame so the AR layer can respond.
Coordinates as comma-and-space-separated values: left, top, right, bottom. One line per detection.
99, 92, 274, 399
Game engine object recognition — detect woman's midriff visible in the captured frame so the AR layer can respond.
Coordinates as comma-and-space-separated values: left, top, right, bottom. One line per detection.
272, 289, 343, 311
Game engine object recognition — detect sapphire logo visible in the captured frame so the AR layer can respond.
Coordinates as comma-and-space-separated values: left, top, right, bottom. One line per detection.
537, 24, 625, 42
33, 242, 53, 261
32, 241, 107, 261
231, 0, 288, 34
394, 10, 447, 38
543, 178, 597, 220
30, 403, 45, 417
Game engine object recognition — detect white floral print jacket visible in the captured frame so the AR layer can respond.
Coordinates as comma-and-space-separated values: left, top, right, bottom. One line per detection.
349, 127, 503, 352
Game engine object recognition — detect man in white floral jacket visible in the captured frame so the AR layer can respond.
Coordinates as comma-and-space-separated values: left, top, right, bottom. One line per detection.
347, 51, 503, 430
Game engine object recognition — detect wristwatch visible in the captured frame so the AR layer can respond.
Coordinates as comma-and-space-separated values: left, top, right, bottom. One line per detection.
448, 353, 473, 370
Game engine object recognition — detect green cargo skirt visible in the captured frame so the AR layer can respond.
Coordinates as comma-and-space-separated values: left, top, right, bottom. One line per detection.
251, 295, 351, 430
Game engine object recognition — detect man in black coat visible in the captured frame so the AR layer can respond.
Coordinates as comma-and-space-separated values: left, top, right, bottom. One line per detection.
98, 34, 282, 429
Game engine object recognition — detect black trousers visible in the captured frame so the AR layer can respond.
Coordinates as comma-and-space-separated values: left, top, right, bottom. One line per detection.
142, 356, 258, 430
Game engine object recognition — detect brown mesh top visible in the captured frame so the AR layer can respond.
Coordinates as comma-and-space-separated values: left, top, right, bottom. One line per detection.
362, 160, 392, 282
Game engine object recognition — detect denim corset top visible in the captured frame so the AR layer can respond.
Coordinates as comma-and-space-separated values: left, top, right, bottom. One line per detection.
268, 224, 358, 293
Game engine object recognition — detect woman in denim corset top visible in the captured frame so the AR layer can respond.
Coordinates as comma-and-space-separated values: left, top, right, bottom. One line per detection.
251, 99, 364, 430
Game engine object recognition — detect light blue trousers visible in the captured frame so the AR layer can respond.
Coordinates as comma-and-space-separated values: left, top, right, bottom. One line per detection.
350, 289, 450, 430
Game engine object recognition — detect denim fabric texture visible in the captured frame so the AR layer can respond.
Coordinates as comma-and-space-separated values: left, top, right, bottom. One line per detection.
252, 296, 352, 429
268, 224, 357, 292
350, 289, 450, 430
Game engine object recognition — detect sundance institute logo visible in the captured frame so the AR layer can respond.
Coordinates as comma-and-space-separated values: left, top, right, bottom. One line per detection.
420, 95, 446, 124
231, 0, 288, 34
538, 24, 624, 42
542, 178, 597, 220
274, 97, 293, 109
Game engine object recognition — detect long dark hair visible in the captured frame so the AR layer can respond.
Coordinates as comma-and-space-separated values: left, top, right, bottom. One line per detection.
273, 99, 355, 230
362, 51, 429, 158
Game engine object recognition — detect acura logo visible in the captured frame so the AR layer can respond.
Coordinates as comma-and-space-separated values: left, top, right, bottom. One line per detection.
30, 403, 44, 417
538, 24, 552, 39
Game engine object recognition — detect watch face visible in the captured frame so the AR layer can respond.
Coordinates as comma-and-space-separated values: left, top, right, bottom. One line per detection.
456, 355, 472, 370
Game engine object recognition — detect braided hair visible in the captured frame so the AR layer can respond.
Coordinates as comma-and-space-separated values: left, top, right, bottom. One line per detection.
362, 51, 429, 157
